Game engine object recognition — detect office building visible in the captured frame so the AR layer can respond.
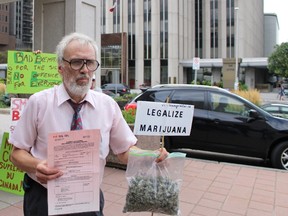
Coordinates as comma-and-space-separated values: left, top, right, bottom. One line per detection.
0, 0, 33, 52
101, 0, 271, 89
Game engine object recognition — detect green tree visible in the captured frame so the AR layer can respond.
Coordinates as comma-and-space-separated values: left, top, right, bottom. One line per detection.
268, 42, 288, 77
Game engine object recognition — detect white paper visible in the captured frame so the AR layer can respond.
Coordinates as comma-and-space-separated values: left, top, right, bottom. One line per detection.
47, 129, 100, 215
134, 101, 194, 136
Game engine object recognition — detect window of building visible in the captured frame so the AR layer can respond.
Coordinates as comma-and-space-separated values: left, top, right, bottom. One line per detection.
160, 60, 168, 84
144, 0, 151, 59
195, 0, 203, 57
128, 0, 135, 60
160, 0, 168, 59
210, 0, 219, 58
101, 46, 122, 69
226, 0, 235, 57
144, 60, 151, 86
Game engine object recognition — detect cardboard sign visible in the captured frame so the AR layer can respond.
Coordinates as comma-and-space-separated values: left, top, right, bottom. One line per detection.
10, 98, 28, 135
133, 101, 194, 136
0, 132, 24, 195
6, 50, 62, 93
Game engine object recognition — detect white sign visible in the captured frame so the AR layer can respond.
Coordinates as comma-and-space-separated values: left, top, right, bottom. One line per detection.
193, 57, 200, 70
10, 98, 28, 135
133, 101, 194, 136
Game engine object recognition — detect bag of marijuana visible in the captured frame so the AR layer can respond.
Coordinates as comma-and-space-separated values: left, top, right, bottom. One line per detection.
123, 149, 186, 215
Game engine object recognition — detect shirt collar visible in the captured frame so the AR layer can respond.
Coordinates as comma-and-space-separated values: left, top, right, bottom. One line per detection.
57, 83, 96, 108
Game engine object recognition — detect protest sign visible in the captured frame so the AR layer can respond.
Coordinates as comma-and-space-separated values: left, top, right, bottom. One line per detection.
10, 98, 28, 135
133, 101, 194, 136
0, 132, 24, 195
6, 50, 61, 94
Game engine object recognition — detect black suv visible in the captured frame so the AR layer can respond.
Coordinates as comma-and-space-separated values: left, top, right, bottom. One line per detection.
101, 83, 130, 96
125, 84, 288, 170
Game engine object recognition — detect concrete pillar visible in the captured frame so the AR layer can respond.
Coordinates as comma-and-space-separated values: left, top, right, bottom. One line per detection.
168, 0, 179, 84
151, 0, 160, 87
202, 0, 210, 58
218, 0, 227, 58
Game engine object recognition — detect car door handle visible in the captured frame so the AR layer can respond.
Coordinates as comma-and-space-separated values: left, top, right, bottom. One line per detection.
212, 118, 222, 124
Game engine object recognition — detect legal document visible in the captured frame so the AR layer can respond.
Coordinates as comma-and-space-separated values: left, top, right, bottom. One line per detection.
47, 129, 100, 215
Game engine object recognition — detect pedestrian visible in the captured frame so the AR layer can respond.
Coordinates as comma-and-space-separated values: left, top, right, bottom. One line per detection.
90, 74, 102, 92
278, 83, 285, 100
9, 32, 168, 216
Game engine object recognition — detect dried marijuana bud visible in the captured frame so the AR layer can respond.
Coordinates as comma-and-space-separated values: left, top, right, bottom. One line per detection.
123, 175, 180, 215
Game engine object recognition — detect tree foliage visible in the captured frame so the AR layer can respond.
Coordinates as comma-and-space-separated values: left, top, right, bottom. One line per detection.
268, 42, 288, 77
0, 51, 7, 63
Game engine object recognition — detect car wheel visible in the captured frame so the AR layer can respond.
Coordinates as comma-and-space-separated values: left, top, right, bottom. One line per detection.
271, 141, 288, 170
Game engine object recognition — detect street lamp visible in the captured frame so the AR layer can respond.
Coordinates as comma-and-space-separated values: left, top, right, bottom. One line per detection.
234, 7, 239, 90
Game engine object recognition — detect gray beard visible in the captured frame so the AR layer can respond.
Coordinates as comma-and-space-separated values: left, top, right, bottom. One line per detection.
64, 79, 92, 97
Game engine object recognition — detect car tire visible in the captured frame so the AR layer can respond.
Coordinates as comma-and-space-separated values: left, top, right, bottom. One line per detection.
271, 141, 288, 170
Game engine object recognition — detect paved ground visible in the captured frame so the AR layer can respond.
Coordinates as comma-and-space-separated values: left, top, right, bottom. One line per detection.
1, 91, 288, 216
1, 160, 288, 216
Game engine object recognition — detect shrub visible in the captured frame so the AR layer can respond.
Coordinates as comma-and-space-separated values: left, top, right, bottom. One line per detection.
232, 89, 261, 106
115, 93, 139, 110
0, 93, 9, 108
122, 109, 136, 124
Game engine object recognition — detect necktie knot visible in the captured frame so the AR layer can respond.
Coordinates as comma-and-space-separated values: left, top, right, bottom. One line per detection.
68, 99, 85, 130
68, 100, 84, 112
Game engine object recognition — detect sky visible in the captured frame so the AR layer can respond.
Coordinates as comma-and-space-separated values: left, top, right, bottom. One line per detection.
264, 0, 288, 44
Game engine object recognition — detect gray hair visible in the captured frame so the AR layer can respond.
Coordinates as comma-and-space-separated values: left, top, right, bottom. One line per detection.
55, 32, 99, 64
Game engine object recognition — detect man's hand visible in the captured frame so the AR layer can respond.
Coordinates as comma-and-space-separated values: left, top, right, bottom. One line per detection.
35, 160, 63, 184
155, 147, 169, 163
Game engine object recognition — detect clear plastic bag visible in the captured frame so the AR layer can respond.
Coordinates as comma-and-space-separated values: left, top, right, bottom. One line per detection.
123, 149, 186, 215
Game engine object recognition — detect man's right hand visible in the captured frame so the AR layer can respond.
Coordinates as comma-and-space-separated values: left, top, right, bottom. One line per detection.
35, 160, 63, 184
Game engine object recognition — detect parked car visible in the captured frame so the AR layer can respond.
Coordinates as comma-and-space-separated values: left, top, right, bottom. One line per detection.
125, 84, 288, 170
102, 90, 116, 98
101, 83, 130, 96
261, 103, 288, 119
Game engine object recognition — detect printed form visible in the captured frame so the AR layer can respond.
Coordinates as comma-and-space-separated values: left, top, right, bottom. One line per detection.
47, 129, 100, 215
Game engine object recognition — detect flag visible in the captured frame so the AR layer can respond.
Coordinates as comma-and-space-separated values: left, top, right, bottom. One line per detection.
109, 1, 117, 12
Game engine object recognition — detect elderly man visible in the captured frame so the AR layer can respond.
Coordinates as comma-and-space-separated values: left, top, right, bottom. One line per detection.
9, 32, 168, 216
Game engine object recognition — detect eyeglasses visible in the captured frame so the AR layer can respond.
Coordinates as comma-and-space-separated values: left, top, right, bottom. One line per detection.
62, 58, 100, 71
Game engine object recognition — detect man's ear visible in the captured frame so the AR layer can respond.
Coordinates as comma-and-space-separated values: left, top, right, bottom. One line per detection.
58, 65, 64, 75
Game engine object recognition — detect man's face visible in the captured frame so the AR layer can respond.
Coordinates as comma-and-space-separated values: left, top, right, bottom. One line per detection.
58, 40, 96, 97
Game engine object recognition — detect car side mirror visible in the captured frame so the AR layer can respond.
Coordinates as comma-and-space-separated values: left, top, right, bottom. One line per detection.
248, 109, 260, 118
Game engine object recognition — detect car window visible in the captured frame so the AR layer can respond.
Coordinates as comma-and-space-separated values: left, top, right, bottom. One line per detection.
263, 106, 279, 112
170, 89, 205, 109
211, 93, 249, 116
136, 90, 172, 103
281, 106, 288, 114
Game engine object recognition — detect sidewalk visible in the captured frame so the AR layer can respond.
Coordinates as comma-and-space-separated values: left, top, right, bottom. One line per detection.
1, 158, 288, 216
1, 91, 288, 216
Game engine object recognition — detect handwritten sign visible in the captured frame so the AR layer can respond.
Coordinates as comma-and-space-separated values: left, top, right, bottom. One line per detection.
10, 98, 28, 135
6, 50, 62, 94
133, 101, 194, 136
0, 132, 24, 195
